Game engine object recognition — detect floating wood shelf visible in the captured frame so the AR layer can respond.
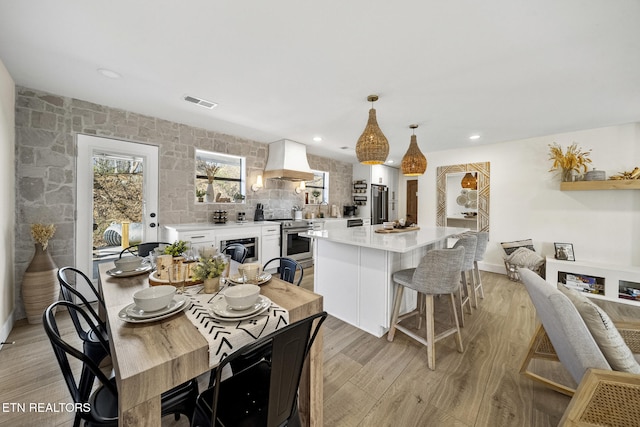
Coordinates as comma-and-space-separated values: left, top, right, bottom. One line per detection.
560, 180, 640, 191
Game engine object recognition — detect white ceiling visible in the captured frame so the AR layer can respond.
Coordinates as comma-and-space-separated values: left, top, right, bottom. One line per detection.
1, 1, 639, 164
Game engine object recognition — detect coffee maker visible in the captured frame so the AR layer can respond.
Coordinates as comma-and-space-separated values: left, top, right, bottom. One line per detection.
343, 205, 357, 218
254, 203, 264, 222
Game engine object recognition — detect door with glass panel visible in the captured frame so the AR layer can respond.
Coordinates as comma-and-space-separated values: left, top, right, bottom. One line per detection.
76, 134, 159, 300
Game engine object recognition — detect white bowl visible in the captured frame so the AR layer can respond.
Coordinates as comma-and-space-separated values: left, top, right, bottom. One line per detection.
115, 256, 143, 272
382, 222, 395, 230
133, 285, 176, 312
223, 284, 260, 310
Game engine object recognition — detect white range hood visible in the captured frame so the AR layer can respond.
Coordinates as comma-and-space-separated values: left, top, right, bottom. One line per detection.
263, 139, 314, 181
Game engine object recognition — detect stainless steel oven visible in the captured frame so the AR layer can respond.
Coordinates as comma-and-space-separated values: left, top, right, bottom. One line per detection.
279, 220, 313, 268
219, 237, 259, 263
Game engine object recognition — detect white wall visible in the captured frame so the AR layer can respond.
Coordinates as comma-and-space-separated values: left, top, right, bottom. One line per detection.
402, 123, 640, 272
0, 58, 15, 345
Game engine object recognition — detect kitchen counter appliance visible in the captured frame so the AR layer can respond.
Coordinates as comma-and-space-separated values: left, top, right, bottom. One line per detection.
270, 218, 313, 268
220, 237, 259, 263
347, 218, 364, 227
343, 205, 357, 218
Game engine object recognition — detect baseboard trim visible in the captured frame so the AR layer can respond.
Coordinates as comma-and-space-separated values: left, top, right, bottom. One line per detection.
0, 309, 15, 351
479, 261, 508, 275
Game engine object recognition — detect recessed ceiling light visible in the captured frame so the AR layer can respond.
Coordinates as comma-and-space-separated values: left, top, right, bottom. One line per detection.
97, 68, 121, 79
386, 160, 394, 164
313, 136, 322, 142
469, 134, 481, 140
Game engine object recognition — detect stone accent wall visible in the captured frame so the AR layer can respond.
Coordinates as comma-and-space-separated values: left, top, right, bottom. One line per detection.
14, 86, 353, 320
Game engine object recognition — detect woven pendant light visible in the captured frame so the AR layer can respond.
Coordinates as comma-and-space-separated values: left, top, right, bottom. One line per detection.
401, 124, 427, 176
356, 95, 389, 165
461, 172, 477, 189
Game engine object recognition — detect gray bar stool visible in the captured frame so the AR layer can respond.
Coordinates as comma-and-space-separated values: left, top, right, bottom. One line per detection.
471, 232, 489, 308
387, 246, 466, 370
451, 234, 477, 326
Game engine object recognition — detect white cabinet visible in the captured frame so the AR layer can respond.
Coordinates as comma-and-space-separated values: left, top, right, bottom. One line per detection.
261, 224, 281, 269
161, 227, 216, 254
546, 257, 640, 307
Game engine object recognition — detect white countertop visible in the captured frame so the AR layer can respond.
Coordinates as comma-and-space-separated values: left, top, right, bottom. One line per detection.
302, 225, 469, 253
162, 221, 280, 231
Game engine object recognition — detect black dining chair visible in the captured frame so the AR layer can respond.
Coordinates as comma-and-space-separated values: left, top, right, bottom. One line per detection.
221, 243, 248, 263
119, 241, 170, 258
43, 301, 199, 427
263, 257, 304, 286
193, 311, 328, 427
57, 266, 110, 387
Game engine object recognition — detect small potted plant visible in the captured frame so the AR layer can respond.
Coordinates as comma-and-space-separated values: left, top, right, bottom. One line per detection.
195, 188, 206, 202
233, 192, 246, 203
191, 255, 228, 293
163, 240, 189, 257
312, 190, 321, 204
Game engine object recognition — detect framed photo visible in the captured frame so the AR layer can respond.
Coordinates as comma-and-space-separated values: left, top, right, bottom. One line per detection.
554, 242, 575, 261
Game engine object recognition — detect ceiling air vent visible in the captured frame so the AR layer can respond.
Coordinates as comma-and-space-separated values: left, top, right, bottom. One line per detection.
183, 95, 218, 109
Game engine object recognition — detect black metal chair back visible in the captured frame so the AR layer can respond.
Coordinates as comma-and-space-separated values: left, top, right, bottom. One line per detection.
44, 301, 199, 426
222, 243, 248, 263
263, 257, 304, 286
193, 311, 328, 427
119, 241, 170, 258
43, 301, 116, 426
57, 266, 110, 391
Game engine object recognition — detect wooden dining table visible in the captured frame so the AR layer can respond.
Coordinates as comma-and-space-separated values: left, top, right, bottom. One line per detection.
98, 262, 324, 426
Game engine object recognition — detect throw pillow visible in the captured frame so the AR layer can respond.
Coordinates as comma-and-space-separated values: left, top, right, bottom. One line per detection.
558, 284, 640, 374
506, 247, 544, 269
501, 239, 535, 256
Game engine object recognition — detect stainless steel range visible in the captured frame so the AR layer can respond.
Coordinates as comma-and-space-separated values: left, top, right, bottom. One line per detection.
271, 219, 314, 268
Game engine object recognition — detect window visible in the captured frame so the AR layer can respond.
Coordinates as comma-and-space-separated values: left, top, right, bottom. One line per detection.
195, 149, 246, 203
304, 170, 329, 204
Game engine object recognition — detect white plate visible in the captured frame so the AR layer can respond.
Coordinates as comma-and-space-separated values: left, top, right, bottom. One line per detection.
118, 302, 189, 324
456, 195, 468, 206
208, 302, 270, 322
125, 295, 187, 319
107, 265, 152, 277
210, 294, 271, 318
227, 272, 272, 285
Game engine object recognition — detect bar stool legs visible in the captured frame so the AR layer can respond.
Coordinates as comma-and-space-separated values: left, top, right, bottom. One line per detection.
472, 260, 485, 307
388, 285, 464, 370
457, 270, 473, 326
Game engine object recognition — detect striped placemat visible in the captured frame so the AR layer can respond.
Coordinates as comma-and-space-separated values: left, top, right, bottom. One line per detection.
182, 285, 289, 367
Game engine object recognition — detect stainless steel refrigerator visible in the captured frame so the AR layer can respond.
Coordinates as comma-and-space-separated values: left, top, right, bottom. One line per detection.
371, 184, 389, 224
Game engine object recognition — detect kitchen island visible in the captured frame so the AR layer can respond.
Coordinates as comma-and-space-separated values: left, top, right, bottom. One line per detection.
303, 225, 468, 337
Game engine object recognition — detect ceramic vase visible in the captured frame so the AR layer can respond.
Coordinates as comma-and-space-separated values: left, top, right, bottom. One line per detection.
205, 182, 214, 202
203, 277, 220, 294
22, 244, 59, 324
561, 169, 575, 182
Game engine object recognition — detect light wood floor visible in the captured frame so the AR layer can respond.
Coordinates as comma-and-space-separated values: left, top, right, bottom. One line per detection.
2, 269, 638, 426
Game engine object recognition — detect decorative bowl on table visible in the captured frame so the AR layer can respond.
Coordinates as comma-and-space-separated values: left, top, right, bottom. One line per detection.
223, 284, 260, 310
114, 256, 144, 272
133, 285, 176, 312
382, 222, 395, 230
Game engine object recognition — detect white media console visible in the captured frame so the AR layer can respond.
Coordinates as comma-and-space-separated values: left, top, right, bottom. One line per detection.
545, 257, 640, 306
